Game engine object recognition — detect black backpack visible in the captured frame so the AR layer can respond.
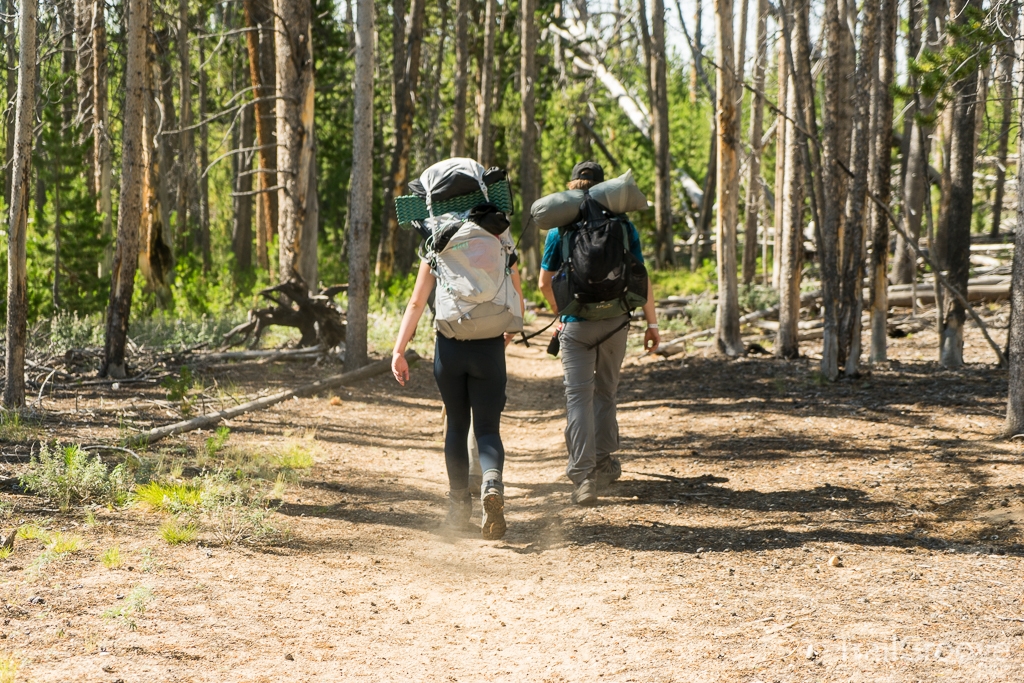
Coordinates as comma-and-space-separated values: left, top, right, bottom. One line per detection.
551, 193, 649, 320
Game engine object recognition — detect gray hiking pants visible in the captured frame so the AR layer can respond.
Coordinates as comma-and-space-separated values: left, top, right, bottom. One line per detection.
560, 315, 629, 485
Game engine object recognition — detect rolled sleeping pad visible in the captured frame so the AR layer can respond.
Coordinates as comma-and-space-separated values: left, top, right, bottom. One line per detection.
530, 169, 649, 231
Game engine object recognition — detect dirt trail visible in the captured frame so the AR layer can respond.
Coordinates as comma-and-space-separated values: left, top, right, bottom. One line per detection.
7, 322, 1024, 682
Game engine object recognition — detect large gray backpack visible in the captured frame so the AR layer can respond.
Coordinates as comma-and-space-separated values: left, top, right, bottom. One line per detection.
416, 159, 523, 340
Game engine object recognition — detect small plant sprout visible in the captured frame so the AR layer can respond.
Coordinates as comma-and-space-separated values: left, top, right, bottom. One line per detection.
160, 520, 198, 545
205, 426, 230, 456
0, 547, 12, 561
16, 524, 51, 543
84, 509, 97, 527
135, 481, 203, 513
0, 654, 18, 683
103, 585, 153, 631
100, 545, 124, 569
46, 533, 84, 554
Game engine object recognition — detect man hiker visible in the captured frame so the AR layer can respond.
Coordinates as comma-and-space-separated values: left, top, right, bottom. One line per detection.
537, 161, 660, 506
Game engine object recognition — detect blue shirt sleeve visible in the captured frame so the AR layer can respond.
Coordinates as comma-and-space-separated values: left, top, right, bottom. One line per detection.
541, 228, 562, 271
627, 220, 644, 264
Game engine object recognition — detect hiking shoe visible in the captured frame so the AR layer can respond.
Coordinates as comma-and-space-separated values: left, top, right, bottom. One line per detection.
595, 457, 622, 489
571, 477, 598, 506
442, 490, 472, 531
481, 480, 507, 540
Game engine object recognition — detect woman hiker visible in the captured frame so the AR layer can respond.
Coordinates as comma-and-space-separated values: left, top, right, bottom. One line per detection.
391, 214, 525, 539
537, 161, 660, 506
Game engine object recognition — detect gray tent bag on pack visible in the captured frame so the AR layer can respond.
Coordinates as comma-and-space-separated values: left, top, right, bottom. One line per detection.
530, 169, 648, 231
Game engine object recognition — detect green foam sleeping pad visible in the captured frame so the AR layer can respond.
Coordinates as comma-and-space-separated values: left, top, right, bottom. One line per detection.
395, 179, 513, 225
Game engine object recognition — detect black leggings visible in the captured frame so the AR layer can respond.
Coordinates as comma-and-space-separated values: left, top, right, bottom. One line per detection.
434, 334, 507, 491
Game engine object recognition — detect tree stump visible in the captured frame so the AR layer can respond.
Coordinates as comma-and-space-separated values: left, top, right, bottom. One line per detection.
222, 277, 347, 350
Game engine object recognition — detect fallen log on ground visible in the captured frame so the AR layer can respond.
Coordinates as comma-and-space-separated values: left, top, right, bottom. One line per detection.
127, 351, 420, 447
221, 278, 348, 349
887, 279, 1010, 308
656, 290, 821, 357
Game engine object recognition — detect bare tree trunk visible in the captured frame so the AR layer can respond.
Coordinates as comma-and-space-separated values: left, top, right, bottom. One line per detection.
242, 0, 277, 272
714, 0, 742, 355
772, 37, 787, 290
1005, 41, 1024, 433
894, 0, 943, 284
775, 8, 803, 360
939, 0, 981, 369
197, 27, 211, 269
693, 136, 716, 270
476, 0, 497, 167
898, 0, 922, 186
59, 0, 75, 126
93, 0, 111, 274
74, 0, 94, 187
818, 0, 845, 380
139, 23, 173, 305
102, 0, 148, 380
274, 0, 316, 287
376, 0, 427, 280
991, 28, 1015, 239
177, 0, 195, 256
233, 103, 255, 270
518, 0, 541, 276
155, 29, 177, 255
346, 0, 374, 372
838, 0, 880, 377
869, 0, 897, 363
742, 0, 768, 285
637, 0, 673, 268
3, 0, 36, 407
691, 0, 702, 102
451, 0, 469, 157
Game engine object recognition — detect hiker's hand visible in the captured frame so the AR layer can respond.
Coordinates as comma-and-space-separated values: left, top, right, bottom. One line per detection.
644, 327, 660, 353
392, 352, 409, 386
504, 333, 516, 348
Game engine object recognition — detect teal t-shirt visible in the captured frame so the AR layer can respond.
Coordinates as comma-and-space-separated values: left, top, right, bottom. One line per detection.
541, 221, 645, 323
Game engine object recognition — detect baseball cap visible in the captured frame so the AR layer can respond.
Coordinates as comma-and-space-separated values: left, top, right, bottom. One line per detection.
571, 161, 605, 183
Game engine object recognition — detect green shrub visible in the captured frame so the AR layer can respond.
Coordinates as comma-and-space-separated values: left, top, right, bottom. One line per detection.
738, 283, 780, 314
159, 520, 198, 545
200, 474, 286, 546
20, 444, 134, 512
205, 426, 230, 457
100, 545, 123, 569
135, 481, 204, 513
686, 299, 717, 330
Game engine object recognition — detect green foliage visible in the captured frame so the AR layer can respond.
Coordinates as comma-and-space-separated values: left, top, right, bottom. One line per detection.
649, 262, 718, 298
46, 532, 84, 554
20, 444, 134, 512
0, 411, 38, 443
100, 545, 124, 569
161, 367, 197, 415
159, 520, 198, 545
200, 473, 286, 546
103, 585, 153, 630
205, 426, 231, 457
738, 284, 780, 313
135, 481, 204, 514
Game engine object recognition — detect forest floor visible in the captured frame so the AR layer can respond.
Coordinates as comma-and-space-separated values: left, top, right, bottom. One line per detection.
2, 307, 1024, 682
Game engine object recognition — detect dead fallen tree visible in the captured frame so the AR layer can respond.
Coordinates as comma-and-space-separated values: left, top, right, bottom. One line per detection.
127, 351, 420, 447
887, 277, 1010, 308
221, 278, 348, 349
656, 290, 821, 357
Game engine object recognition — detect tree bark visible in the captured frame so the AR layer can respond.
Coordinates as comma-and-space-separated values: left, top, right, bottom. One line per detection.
772, 37, 787, 290
742, 0, 768, 285
991, 29, 1015, 239
242, 0, 277, 271
101, 0, 148, 380
893, 0, 943, 284
838, 0, 880, 377
155, 29, 178, 256
74, 0, 94, 186
476, 0, 497, 168
816, 0, 846, 380
868, 0, 897, 363
140, 22, 173, 306
3, 0, 36, 407
375, 0, 427, 280
518, 0, 541, 276
775, 5, 803, 360
939, 0, 981, 369
638, 0, 673, 268
691, 0, 702, 101
233, 103, 256, 270
714, 0, 742, 355
93, 0, 111, 274
176, 0, 195, 257
345, 0, 374, 372
1005, 51, 1024, 433
197, 27, 211, 269
451, 0, 469, 157
274, 0, 316, 288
